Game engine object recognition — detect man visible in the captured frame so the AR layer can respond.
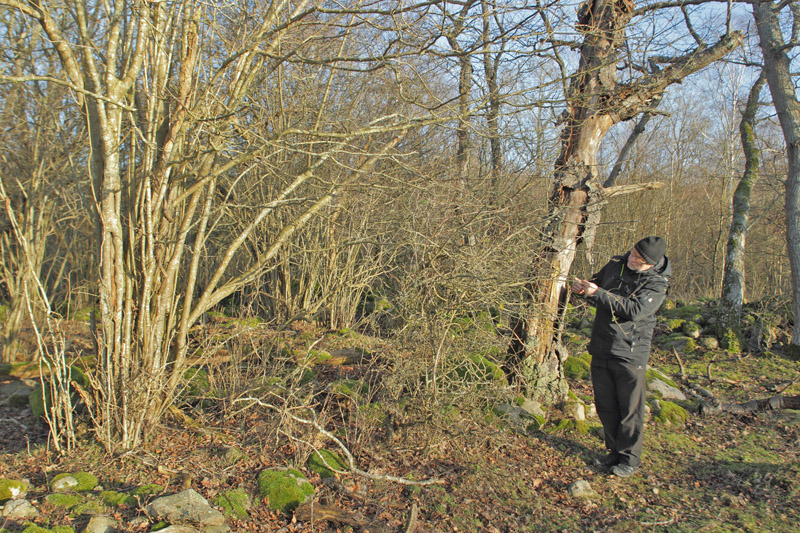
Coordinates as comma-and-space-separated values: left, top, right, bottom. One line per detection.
571, 236, 671, 477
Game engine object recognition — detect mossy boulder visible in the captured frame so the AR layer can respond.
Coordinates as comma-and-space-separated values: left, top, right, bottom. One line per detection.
214, 488, 252, 520
0, 478, 27, 501
101, 490, 136, 507
646, 368, 679, 390
549, 418, 590, 435
699, 336, 719, 350
657, 333, 697, 353
682, 322, 702, 339
663, 318, 685, 331
719, 327, 742, 354
563, 356, 590, 380
257, 468, 315, 512
51, 472, 98, 492
651, 400, 688, 425
45, 493, 83, 509
308, 449, 348, 479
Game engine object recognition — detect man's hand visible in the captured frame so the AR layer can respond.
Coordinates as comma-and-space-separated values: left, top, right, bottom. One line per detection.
571, 278, 598, 296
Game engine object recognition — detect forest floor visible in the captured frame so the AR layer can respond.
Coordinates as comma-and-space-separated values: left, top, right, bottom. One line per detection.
1, 302, 799, 532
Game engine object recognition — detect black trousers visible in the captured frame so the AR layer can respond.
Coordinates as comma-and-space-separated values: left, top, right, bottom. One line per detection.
591, 357, 647, 467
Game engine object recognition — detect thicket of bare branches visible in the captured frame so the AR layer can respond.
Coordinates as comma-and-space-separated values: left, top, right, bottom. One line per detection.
0, 0, 796, 450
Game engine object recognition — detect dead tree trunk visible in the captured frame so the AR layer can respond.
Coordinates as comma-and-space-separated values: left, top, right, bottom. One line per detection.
700, 395, 800, 416
508, 0, 742, 403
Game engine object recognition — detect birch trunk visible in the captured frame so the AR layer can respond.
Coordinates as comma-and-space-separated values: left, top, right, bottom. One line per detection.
721, 72, 766, 328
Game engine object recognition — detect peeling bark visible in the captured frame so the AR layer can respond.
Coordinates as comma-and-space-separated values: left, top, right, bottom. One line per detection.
509, 0, 743, 403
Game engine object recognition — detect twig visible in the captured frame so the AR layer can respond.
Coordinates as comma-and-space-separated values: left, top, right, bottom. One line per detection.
777, 373, 800, 395
0, 417, 29, 431
234, 397, 444, 486
706, 353, 717, 382
672, 348, 686, 380
405, 502, 419, 533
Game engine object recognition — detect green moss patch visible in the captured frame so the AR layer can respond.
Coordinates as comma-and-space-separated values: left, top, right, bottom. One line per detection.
0, 478, 27, 501
130, 483, 164, 498
563, 356, 590, 380
308, 449, 348, 479
45, 493, 83, 509
652, 400, 688, 425
101, 490, 136, 507
257, 468, 315, 512
214, 488, 252, 519
51, 472, 98, 492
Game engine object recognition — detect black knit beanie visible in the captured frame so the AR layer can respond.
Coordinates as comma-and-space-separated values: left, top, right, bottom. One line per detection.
634, 236, 666, 265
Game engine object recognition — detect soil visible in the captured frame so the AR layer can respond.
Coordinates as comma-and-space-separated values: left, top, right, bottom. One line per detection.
1, 315, 799, 532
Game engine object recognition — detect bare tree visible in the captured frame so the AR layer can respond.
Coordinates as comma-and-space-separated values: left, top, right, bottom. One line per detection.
752, 0, 800, 346
0, 0, 431, 449
507, 0, 743, 401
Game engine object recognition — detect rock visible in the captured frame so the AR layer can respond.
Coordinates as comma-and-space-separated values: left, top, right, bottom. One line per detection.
257, 468, 315, 512
52, 472, 98, 492
682, 322, 702, 339
567, 479, 596, 499
648, 378, 686, 401
82, 515, 117, 533
213, 488, 251, 520
218, 446, 245, 466
563, 402, 586, 422
146, 489, 226, 527
519, 398, 546, 419
586, 403, 597, 418
2, 498, 39, 519
699, 336, 719, 350
154, 527, 201, 533
0, 380, 33, 407
0, 478, 27, 501
494, 402, 546, 431
51, 475, 79, 492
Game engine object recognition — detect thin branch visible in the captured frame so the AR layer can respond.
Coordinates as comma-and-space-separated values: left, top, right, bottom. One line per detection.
234, 397, 444, 486
0, 75, 135, 110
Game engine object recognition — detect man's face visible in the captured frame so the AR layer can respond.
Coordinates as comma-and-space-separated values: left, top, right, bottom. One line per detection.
628, 248, 655, 272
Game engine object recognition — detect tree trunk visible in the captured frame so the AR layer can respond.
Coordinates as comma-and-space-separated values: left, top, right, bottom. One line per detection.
508, 0, 743, 403
481, 0, 503, 192
721, 72, 767, 327
753, 1, 800, 346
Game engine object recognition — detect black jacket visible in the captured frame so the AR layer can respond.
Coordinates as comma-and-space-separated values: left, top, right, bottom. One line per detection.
586, 252, 672, 364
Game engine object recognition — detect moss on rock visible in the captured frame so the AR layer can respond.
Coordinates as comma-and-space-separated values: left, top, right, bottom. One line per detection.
563, 356, 590, 380
652, 400, 688, 425
52, 472, 98, 492
45, 493, 83, 509
130, 483, 164, 498
308, 449, 348, 479
214, 488, 252, 519
101, 490, 136, 507
257, 468, 314, 512
0, 478, 27, 501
